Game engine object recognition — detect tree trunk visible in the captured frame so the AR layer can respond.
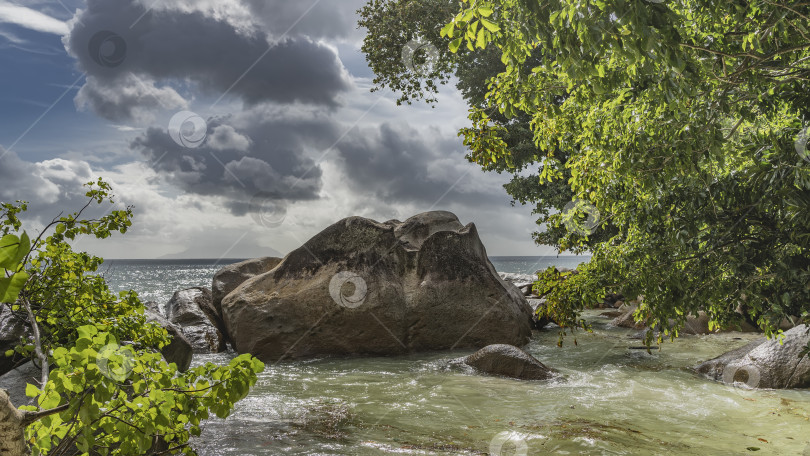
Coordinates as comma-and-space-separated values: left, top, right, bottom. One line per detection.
0, 389, 29, 456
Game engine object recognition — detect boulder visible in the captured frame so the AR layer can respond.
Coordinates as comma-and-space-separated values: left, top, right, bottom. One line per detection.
0, 361, 40, 407
695, 325, 810, 389
222, 211, 533, 361
144, 303, 193, 371
461, 344, 553, 380
528, 298, 551, 329
610, 307, 648, 330
498, 273, 535, 296
0, 307, 30, 376
212, 257, 283, 318
612, 308, 759, 334
166, 288, 226, 353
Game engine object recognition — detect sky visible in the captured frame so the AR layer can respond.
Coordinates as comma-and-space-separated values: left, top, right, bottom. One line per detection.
0, 0, 561, 259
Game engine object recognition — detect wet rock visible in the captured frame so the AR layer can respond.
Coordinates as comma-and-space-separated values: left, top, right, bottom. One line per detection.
528, 298, 551, 329
144, 302, 193, 372
166, 287, 226, 353
212, 257, 283, 318
461, 344, 553, 380
222, 211, 533, 361
695, 325, 810, 389
610, 307, 648, 330
600, 310, 624, 319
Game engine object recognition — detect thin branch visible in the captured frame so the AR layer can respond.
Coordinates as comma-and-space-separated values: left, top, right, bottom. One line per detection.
19, 297, 48, 387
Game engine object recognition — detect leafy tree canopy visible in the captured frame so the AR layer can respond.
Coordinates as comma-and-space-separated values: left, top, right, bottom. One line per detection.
0, 180, 264, 455
438, 0, 810, 344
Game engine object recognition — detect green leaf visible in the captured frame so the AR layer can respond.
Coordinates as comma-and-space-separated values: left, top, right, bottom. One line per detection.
0, 234, 21, 269
480, 18, 500, 32
440, 22, 455, 38
449, 38, 463, 53
25, 383, 40, 398
0, 271, 28, 303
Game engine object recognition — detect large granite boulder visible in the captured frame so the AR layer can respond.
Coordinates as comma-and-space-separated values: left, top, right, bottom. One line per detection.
212, 257, 283, 318
222, 211, 533, 361
461, 344, 554, 380
0, 307, 30, 376
166, 288, 226, 353
144, 303, 193, 372
695, 325, 810, 389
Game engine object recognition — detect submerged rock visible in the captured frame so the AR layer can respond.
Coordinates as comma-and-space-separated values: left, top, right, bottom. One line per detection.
144, 302, 193, 372
166, 287, 226, 353
212, 257, 283, 318
222, 211, 533, 361
461, 344, 553, 380
695, 325, 810, 389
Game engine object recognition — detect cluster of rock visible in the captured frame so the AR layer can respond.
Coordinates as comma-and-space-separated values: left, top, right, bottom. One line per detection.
608, 303, 797, 335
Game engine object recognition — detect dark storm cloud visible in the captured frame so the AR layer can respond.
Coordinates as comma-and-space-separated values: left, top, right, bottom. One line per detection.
335, 123, 506, 207
131, 112, 341, 206
65, 0, 352, 121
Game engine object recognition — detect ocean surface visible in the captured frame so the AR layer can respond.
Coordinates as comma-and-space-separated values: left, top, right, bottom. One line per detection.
101, 256, 589, 307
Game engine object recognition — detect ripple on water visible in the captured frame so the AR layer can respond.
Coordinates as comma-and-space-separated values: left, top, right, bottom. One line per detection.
189, 324, 810, 455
